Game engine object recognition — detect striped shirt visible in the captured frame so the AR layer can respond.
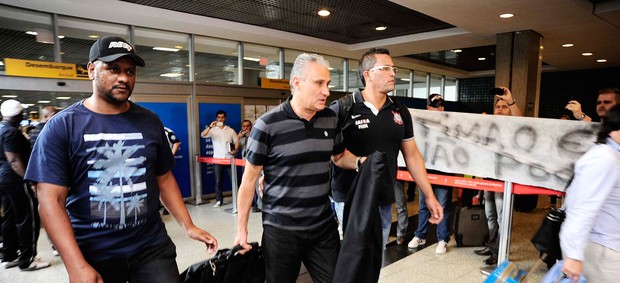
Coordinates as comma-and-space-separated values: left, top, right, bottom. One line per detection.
245, 97, 339, 231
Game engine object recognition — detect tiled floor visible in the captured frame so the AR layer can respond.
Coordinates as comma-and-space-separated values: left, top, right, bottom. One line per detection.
1, 192, 554, 282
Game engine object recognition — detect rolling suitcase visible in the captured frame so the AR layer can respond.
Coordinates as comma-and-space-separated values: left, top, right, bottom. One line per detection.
454, 205, 489, 247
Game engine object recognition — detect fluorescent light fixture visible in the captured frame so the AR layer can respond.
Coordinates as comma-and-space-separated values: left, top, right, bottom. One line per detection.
153, 47, 180, 52
58, 35, 65, 39
318, 10, 330, 17
582, 52, 593, 56
38, 100, 51, 103
0, 61, 4, 66
328, 85, 336, 88
401, 78, 410, 81
2, 95, 18, 98
26, 31, 38, 35
56, 96, 71, 100
328, 67, 334, 70
160, 73, 183, 78
375, 26, 387, 31
174, 45, 184, 49
478, 57, 486, 61
243, 57, 260, 62
597, 59, 607, 63
562, 43, 574, 48
22, 104, 33, 108
499, 13, 514, 18
88, 35, 99, 39
452, 49, 462, 53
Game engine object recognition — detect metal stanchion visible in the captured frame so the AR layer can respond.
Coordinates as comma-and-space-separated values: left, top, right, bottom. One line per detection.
229, 157, 238, 214
497, 181, 515, 263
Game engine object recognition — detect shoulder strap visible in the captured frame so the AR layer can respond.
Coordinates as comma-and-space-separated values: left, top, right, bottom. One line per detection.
337, 93, 354, 130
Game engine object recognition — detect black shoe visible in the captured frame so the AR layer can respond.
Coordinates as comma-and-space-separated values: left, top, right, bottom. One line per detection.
483, 256, 497, 265
252, 207, 261, 213
474, 247, 492, 256
396, 236, 405, 245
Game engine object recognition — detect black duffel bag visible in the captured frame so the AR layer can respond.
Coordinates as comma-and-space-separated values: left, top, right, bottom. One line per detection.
180, 242, 265, 283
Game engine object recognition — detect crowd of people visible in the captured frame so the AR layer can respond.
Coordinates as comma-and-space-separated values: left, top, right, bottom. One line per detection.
1, 35, 617, 282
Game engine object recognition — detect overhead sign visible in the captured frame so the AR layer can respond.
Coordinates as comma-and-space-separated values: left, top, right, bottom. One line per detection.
260, 78, 289, 90
4, 58, 89, 80
410, 109, 600, 191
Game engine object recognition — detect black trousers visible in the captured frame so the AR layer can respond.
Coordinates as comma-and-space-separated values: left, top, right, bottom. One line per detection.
0, 181, 40, 268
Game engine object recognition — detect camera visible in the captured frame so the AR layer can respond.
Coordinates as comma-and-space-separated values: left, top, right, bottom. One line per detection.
490, 87, 504, 96
216, 121, 223, 127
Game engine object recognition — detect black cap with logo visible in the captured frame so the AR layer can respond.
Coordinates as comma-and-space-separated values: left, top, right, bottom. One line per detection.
89, 36, 145, 67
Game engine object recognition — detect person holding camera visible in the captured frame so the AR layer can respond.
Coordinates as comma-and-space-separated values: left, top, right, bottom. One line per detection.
201, 110, 238, 207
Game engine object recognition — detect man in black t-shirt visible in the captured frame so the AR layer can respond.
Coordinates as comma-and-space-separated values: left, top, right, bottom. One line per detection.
0, 99, 50, 271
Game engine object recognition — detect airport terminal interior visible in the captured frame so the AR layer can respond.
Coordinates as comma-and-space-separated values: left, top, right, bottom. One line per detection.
1, 0, 619, 282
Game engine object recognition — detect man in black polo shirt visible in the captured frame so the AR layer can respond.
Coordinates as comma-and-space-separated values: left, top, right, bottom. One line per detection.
234, 53, 358, 283
330, 48, 444, 251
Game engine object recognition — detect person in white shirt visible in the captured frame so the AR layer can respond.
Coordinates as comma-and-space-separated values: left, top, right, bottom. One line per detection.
560, 104, 620, 282
201, 110, 238, 207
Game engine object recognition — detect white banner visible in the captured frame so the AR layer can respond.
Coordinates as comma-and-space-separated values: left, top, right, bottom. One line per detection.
409, 109, 600, 191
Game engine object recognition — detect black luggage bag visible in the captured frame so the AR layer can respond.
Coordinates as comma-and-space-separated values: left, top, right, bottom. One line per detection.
454, 205, 489, 247
180, 242, 265, 283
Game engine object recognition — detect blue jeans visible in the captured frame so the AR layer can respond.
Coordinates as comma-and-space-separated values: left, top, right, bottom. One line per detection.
380, 204, 392, 249
333, 201, 344, 232
415, 186, 452, 242
213, 164, 231, 202
89, 239, 179, 283
262, 221, 340, 283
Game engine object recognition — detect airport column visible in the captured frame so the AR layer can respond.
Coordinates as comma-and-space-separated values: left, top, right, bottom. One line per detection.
495, 30, 543, 117
494, 30, 543, 263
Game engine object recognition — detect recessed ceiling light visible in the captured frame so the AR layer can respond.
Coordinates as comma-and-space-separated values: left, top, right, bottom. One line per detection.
318, 9, 330, 17
0, 62, 4, 66
26, 31, 38, 35
88, 35, 99, 39
452, 49, 462, 53
58, 35, 65, 39
243, 57, 260, 62
478, 57, 486, 61
375, 26, 387, 31
499, 13, 514, 18
401, 78, 410, 81
2, 95, 18, 98
38, 100, 51, 103
582, 52, 593, 56
174, 45, 183, 49
562, 43, 574, 48
153, 47, 180, 52
597, 59, 607, 63
56, 96, 71, 100
160, 73, 183, 78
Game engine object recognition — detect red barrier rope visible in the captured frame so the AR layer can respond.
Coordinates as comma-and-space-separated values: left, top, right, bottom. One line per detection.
196, 156, 563, 196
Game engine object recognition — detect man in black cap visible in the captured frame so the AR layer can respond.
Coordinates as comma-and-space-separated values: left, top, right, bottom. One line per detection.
26, 36, 218, 282
0, 99, 50, 271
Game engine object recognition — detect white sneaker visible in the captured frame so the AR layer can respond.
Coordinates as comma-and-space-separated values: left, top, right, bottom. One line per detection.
21, 257, 51, 271
435, 240, 448, 254
213, 201, 222, 208
407, 236, 426, 249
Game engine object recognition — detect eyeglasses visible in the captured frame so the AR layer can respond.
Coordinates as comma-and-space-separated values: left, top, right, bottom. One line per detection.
368, 65, 397, 73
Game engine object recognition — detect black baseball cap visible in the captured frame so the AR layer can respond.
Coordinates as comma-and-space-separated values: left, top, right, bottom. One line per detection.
89, 36, 145, 67
428, 93, 444, 108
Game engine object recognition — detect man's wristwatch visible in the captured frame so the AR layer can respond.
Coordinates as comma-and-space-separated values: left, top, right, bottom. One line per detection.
506, 99, 516, 106
577, 113, 586, 120
355, 157, 363, 172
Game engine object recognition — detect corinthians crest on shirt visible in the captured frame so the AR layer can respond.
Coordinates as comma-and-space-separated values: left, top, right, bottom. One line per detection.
392, 111, 403, 125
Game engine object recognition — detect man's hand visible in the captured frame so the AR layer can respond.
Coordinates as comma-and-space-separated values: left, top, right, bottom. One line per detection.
68, 263, 103, 283
495, 87, 514, 104
233, 229, 253, 255
562, 258, 583, 283
185, 225, 218, 253
565, 100, 584, 118
425, 196, 444, 224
